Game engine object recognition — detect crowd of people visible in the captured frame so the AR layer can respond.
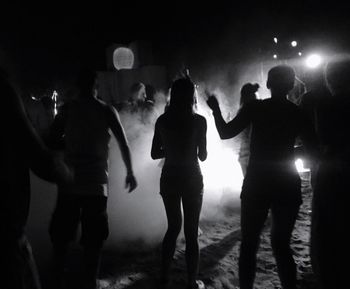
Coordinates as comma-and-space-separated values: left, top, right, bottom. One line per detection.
1, 54, 349, 289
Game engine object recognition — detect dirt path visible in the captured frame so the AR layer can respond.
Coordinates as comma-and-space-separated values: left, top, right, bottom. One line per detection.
88, 175, 317, 289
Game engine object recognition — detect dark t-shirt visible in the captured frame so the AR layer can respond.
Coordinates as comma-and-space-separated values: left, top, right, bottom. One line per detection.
215, 97, 315, 202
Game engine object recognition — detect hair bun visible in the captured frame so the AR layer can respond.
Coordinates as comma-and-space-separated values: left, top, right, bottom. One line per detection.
252, 83, 260, 92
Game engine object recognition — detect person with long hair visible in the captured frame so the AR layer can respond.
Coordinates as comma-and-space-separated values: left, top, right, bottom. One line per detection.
151, 77, 207, 289
207, 65, 317, 289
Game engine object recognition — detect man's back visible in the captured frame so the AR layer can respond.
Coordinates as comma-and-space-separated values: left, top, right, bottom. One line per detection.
60, 98, 111, 185
248, 98, 304, 166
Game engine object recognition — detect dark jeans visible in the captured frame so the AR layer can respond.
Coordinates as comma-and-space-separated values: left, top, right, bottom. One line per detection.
239, 196, 300, 289
49, 194, 109, 248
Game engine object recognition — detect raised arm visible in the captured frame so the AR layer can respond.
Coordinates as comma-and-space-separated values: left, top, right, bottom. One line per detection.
197, 116, 207, 161
151, 118, 165, 159
107, 105, 137, 192
207, 95, 251, 139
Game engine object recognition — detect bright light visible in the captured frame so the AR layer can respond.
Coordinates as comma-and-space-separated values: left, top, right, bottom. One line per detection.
298, 52, 302, 56
273, 37, 278, 44
52, 90, 58, 116
291, 41, 298, 47
196, 94, 243, 206
273, 54, 278, 59
295, 158, 310, 173
113, 47, 134, 70
306, 54, 323, 69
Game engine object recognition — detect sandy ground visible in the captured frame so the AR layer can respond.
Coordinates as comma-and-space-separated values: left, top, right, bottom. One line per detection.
34, 173, 316, 289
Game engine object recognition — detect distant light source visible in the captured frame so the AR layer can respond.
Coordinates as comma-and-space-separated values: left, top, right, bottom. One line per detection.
52, 90, 58, 116
113, 47, 134, 70
291, 40, 298, 47
298, 52, 302, 56
273, 37, 278, 44
273, 54, 278, 59
295, 158, 310, 173
306, 54, 323, 69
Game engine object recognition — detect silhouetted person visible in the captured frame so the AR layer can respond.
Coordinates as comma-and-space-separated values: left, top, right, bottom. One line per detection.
238, 83, 259, 176
207, 65, 316, 289
0, 69, 72, 289
309, 56, 350, 289
151, 77, 207, 289
47, 69, 137, 289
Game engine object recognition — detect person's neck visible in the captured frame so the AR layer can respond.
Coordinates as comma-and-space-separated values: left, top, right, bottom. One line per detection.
271, 92, 287, 100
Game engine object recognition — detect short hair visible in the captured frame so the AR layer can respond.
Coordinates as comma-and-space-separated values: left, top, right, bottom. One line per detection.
76, 68, 97, 89
267, 65, 295, 93
325, 56, 350, 94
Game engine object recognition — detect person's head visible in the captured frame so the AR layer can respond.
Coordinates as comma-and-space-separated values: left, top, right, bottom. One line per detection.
145, 84, 156, 104
129, 82, 146, 103
267, 65, 295, 96
169, 77, 195, 115
325, 55, 350, 95
76, 68, 97, 98
240, 83, 259, 105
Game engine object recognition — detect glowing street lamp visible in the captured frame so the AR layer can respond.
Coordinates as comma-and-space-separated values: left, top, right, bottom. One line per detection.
298, 52, 302, 56
305, 54, 323, 69
273, 37, 278, 44
291, 40, 298, 47
273, 54, 278, 59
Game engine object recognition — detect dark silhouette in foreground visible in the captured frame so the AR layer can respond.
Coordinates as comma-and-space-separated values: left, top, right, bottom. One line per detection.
207, 65, 317, 289
47, 69, 137, 289
0, 69, 72, 289
238, 83, 259, 176
308, 56, 350, 289
151, 77, 207, 289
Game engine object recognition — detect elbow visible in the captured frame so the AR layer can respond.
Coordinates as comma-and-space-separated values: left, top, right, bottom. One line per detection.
151, 150, 164, 160
218, 131, 231, 140
198, 151, 207, 162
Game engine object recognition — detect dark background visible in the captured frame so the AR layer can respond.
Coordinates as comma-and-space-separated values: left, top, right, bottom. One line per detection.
1, 0, 350, 93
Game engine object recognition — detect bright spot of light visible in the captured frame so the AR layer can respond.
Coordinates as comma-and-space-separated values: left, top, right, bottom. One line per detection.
113, 47, 134, 70
291, 40, 298, 47
295, 158, 310, 173
298, 52, 302, 56
273, 37, 278, 44
273, 54, 278, 59
52, 90, 58, 116
306, 54, 323, 69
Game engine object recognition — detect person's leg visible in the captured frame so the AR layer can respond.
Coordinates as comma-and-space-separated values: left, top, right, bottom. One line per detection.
239, 197, 270, 289
161, 194, 182, 285
182, 193, 203, 288
49, 193, 80, 288
81, 196, 109, 289
2, 235, 42, 289
270, 202, 299, 289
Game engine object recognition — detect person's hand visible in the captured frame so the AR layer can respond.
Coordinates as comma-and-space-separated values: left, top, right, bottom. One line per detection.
52, 152, 74, 185
206, 92, 220, 112
125, 173, 137, 193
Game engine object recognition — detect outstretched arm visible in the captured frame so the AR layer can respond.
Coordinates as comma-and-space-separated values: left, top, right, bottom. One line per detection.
151, 119, 165, 159
107, 105, 137, 192
207, 95, 251, 139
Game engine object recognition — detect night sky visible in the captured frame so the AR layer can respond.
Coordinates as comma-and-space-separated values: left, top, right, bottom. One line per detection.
1, 0, 350, 92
